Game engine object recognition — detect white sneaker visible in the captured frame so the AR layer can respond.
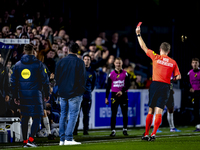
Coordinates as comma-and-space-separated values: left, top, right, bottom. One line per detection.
59, 141, 64, 145
64, 140, 81, 145
196, 124, 200, 129
51, 123, 59, 129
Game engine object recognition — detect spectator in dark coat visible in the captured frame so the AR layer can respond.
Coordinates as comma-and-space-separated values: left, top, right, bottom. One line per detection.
107, 32, 121, 58
96, 68, 107, 89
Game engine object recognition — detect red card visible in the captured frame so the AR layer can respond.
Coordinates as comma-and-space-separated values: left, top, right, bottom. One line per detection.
137, 22, 142, 27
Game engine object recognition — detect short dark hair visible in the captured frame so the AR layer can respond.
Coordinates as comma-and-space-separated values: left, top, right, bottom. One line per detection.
192, 58, 199, 62
68, 42, 79, 53
160, 42, 171, 52
48, 49, 56, 53
52, 42, 58, 45
24, 44, 34, 52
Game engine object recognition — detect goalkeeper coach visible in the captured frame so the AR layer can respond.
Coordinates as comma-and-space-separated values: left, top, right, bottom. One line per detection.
10, 44, 50, 147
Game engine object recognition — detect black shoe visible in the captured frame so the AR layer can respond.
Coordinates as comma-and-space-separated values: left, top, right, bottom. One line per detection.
83, 131, 89, 135
148, 134, 156, 141
141, 133, 149, 141
123, 130, 129, 136
193, 128, 200, 132
48, 134, 55, 140
27, 140, 37, 147
110, 130, 116, 137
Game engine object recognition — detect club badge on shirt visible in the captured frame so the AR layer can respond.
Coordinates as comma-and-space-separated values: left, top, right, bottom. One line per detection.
21, 69, 31, 79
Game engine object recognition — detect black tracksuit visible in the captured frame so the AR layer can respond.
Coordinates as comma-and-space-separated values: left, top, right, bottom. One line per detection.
74, 66, 96, 134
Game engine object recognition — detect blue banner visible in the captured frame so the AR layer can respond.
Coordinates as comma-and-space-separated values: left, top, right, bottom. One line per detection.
95, 91, 141, 127
0, 42, 14, 49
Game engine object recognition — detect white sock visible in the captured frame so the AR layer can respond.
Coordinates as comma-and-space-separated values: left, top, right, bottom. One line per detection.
27, 117, 32, 138
167, 112, 175, 129
43, 117, 51, 135
123, 128, 127, 131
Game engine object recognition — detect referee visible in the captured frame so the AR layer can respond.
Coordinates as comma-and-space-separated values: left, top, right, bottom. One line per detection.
136, 26, 181, 141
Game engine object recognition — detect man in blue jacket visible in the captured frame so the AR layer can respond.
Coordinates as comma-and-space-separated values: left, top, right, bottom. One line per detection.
55, 42, 86, 145
10, 44, 50, 147
74, 53, 96, 135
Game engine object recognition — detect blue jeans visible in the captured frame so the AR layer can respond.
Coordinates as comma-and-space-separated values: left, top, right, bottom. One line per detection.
59, 95, 82, 141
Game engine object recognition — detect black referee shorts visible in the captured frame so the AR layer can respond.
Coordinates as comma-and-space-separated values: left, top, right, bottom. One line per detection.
149, 81, 170, 110
166, 89, 174, 109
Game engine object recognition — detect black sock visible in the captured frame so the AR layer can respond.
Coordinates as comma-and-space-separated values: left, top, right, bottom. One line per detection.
30, 116, 42, 138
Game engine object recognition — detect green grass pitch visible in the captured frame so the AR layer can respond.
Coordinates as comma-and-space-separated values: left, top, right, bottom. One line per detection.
1, 126, 200, 150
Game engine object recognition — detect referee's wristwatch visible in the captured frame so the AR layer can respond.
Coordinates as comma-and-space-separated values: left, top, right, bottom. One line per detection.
137, 34, 141, 37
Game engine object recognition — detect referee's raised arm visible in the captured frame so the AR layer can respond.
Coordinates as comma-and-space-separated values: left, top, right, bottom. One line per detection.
136, 26, 148, 53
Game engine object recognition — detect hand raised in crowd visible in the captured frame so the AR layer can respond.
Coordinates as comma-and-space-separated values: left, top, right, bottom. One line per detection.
22, 25, 27, 33
102, 50, 109, 60
44, 96, 50, 102
44, 31, 49, 39
13, 51, 17, 58
14, 98, 20, 105
53, 31, 58, 37
105, 98, 109, 105
94, 50, 101, 59
5, 95, 9, 102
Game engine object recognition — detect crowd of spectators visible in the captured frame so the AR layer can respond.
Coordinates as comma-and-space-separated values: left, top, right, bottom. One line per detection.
0, 7, 152, 89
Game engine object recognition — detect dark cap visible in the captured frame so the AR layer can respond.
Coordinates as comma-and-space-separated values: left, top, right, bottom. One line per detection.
89, 42, 96, 46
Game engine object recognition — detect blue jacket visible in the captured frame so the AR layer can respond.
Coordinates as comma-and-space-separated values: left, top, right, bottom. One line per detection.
96, 69, 107, 89
55, 54, 86, 99
83, 66, 96, 100
10, 54, 49, 116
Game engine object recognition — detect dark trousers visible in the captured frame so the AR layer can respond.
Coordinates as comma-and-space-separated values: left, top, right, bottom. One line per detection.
21, 115, 42, 140
193, 91, 200, 125
111, 92, 128, 130
0, 95, 6, 116
74, 97, 91, 133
